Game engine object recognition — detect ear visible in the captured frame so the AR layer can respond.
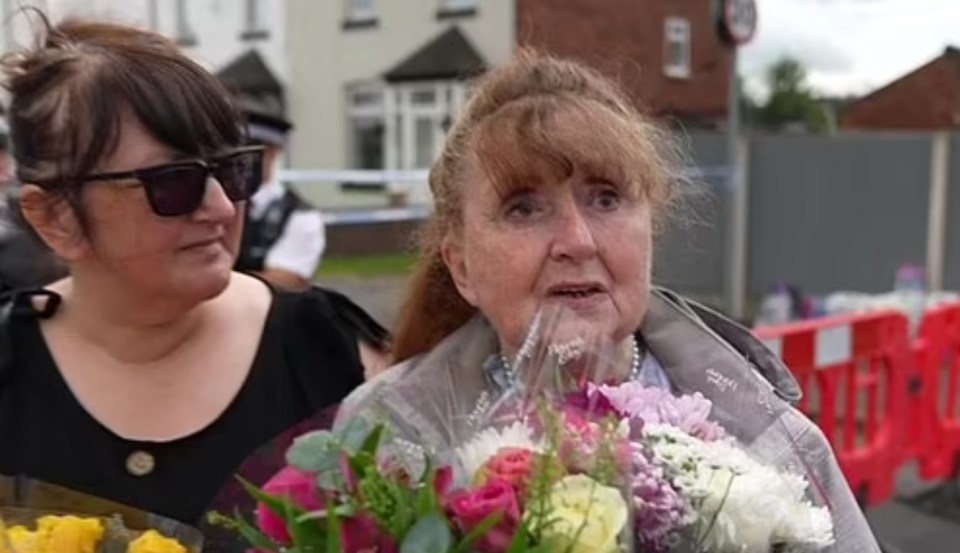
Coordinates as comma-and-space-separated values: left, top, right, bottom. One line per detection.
441, 234, 478, 307
18, 184, 89, 261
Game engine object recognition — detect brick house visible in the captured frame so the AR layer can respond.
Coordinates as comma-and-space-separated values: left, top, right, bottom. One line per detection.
841, 47, 960, 131
516, 0, 732, 127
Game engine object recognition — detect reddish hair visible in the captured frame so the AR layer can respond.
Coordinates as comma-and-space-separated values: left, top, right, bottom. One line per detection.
392, 50, 687, 362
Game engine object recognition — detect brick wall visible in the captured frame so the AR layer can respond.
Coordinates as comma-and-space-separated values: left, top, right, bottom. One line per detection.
325, 220, 423, 257
841, 50, 960, 131
515, 0, 732, 127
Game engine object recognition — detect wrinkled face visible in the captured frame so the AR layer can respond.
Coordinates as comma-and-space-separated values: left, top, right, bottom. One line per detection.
443, 159, 653, 355
55, 115, 243, 304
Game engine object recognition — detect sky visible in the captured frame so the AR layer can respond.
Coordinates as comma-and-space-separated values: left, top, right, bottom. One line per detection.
740, 0, 960, 99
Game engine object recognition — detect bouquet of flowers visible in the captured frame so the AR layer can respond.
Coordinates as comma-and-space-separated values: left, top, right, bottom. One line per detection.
217, 306, 836, 552
0, 476, 201, 553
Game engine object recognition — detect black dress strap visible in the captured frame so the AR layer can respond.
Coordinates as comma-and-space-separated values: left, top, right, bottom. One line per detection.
0, 289, 61, 384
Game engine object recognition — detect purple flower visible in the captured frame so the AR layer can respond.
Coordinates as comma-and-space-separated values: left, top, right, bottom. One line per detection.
630, 444, 693, 552
593, 382, 727, 442
564, 388, 619, 419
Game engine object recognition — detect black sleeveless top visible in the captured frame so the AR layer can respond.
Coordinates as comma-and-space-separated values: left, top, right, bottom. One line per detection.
0, 284, 385, 532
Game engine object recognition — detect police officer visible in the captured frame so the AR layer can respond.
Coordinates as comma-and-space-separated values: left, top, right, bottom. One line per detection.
235, 109, 326, 290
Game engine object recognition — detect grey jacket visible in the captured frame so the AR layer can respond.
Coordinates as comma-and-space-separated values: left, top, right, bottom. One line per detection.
336, 289, 882, 553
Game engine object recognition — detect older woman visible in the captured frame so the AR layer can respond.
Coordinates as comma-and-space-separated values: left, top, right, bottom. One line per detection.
337, 52, 881, 552
0, 16, 385, 531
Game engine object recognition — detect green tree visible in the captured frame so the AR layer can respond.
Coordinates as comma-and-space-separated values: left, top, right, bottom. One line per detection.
737, 76, 759, 128
757, 57, 828, 132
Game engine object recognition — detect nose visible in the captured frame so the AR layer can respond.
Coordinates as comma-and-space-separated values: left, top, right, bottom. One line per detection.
192, 176, 237, 221
548, 201, 598, 262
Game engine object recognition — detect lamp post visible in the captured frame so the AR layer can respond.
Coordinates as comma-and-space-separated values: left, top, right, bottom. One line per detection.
716, 0, 757, 320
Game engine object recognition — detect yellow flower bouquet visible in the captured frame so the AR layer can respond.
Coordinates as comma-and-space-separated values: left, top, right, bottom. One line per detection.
0, 477, 201, 553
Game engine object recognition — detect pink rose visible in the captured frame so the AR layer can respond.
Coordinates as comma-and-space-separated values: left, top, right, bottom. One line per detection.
446, 480, 521, 553
257, 466, 324, 544
342, 513, 398, 553
559, 408, 602, 471
434, 466, 454, 497
478, 448, 536, 500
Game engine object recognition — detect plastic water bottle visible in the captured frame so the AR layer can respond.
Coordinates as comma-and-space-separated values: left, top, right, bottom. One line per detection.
894, 264, 927, 336
756, 281, 793, 326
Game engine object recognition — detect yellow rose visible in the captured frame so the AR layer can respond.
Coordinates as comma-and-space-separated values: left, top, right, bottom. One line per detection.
5, 525, 42, 553
127, 530, 187, 553
540, 475, 628, 553
37, 515, 104, 553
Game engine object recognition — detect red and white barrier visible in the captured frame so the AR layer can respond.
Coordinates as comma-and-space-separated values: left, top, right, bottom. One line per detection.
913, 304, 960, 480
755, 311, 912, 507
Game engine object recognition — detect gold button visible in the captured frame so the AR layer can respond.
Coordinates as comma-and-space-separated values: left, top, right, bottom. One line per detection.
126, 451, 155, 477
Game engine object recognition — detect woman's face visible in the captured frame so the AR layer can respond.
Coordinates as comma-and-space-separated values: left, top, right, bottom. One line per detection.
65, 116, 242, 303
443, 160, 653, 354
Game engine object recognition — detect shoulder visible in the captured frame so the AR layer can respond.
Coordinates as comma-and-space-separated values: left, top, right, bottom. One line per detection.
281, 187, 318, 213
651, 287, 803, 404
268, 284, 389, 368
259, 284, 383, 406
335, 357, 416, 429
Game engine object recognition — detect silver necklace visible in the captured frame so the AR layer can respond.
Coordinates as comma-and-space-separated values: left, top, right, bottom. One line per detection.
499, 335, 642, 383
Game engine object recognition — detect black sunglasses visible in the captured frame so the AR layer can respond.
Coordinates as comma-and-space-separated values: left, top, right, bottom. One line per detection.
55, 146, 265, 217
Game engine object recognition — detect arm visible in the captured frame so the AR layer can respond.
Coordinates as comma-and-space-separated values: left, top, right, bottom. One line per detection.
259, 210, 325, 290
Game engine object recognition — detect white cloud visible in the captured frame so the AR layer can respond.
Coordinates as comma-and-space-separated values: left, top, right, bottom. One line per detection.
740, 0, 960, 97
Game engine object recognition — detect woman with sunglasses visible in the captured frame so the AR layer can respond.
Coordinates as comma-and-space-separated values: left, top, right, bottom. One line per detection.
0, 15, 386, 534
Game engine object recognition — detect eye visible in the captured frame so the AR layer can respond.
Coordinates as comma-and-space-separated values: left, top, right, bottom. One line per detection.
590, 185, 622, 212
503, 192, 544, 221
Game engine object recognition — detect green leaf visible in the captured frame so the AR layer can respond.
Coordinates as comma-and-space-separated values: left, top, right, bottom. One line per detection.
340, 417, 372, 454
360, 423, 386, 456
227, 508, 282, 552
286, 430, 339, 472
238, 477, 306, 520
284, 492, 328, 553
452, 512, 503, 553
416, 464, 439, 516
317, 470, 342, 492
297, 504, 356, 522
399, 514, 453, 553
324, 497, 343, 553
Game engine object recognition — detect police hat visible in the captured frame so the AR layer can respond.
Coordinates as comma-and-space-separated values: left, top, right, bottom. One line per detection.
230, 92, 293, 147
245, 109, 293, 147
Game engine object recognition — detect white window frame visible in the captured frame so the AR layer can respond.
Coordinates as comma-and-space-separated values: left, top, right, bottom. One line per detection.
175, 0, 196, 45
385, 81, 466, 171
664, 17, 691, 79
346, 85, 386, 170
244, 0, 266, 34
344, 0, 378, 22
441, 0, 477, 11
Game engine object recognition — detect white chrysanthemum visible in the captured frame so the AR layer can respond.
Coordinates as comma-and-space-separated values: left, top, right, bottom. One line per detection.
643, 424, 835, 551
456, 421, 544, 480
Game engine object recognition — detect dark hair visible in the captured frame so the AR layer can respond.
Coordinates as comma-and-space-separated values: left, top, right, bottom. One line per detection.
2, 12, 243, 222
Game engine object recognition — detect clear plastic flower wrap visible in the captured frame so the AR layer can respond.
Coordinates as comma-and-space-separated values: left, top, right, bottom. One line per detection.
217, 304, 838, 552
0, 476, 203, 553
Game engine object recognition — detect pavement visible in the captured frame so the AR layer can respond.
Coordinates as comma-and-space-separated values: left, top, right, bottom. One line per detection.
319, 275, 960, 551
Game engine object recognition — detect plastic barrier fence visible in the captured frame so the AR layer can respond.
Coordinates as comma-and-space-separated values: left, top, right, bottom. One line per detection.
913, 303, 960, 480
755, 311, 912, 506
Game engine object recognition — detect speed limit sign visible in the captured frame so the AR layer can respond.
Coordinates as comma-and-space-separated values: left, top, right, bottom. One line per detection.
718, 0, 758, 46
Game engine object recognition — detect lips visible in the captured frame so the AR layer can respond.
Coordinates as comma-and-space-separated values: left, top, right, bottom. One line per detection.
547, 282, 607, 299
181, 237, 222, 250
